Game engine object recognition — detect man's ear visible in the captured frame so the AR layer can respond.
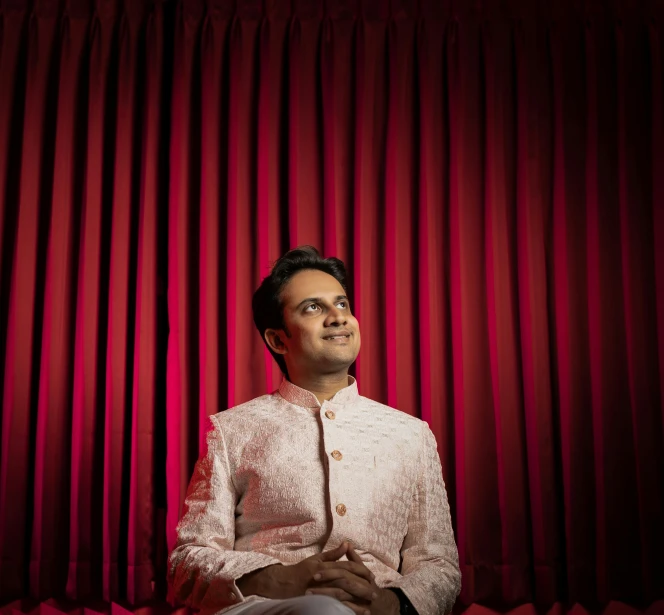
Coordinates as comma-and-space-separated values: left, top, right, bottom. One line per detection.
264, 329, 287, 355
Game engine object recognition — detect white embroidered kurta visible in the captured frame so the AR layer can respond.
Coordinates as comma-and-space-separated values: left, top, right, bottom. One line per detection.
168, 378, 461, 615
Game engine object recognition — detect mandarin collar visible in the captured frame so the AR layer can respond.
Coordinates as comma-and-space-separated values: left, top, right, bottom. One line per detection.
278, 376, 359, 409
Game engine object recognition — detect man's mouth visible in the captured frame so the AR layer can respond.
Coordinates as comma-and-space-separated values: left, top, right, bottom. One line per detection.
322, 332, 351, 341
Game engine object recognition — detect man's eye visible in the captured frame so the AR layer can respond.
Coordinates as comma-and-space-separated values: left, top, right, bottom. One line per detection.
304, 304, 320, 312
336, 302, 347, 309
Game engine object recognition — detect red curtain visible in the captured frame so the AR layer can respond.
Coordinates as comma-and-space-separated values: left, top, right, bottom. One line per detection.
1, 0, 663, 612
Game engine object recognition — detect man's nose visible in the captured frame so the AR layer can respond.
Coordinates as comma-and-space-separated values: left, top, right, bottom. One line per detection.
326, 306, 347, 326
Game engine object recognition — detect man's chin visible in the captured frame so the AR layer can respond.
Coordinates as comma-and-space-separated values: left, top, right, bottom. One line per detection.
320, 353, 359, 372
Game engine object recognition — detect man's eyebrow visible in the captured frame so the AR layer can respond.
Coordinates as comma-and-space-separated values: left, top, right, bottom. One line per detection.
295, 295, 348, 309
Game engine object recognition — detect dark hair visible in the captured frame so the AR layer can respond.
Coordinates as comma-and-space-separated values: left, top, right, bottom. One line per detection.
252, 246, 349, 377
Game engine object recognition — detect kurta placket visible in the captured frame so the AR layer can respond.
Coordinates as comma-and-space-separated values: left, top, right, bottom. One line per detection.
320, 399, 349, 549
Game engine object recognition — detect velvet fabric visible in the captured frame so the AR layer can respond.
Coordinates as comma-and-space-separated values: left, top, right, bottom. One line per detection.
0, 0, 662, 611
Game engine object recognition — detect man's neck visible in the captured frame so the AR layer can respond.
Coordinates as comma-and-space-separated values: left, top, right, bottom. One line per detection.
287, 371, 351, 404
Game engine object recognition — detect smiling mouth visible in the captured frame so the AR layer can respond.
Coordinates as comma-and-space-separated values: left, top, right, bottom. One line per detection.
323, 333, 351, 341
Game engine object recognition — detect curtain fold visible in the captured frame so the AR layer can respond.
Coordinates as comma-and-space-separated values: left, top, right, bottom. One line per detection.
1, 0, 663, 610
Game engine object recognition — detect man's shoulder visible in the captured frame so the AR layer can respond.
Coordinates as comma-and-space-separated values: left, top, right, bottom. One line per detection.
354, 396, 431, 455
357, 395, 427, 428
210, 392, 279, 424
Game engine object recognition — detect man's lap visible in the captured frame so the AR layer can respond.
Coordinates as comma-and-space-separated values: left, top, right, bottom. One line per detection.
224, 595, 355, 615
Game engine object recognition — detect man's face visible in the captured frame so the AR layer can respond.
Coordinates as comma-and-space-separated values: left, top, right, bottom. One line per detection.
267, 269, 361, 376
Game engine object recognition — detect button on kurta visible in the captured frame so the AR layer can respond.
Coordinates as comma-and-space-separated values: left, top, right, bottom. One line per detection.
229, 592, 237, 601
331, 450, 343, 461
325, 410, 336, 420
336, 503, 347, 516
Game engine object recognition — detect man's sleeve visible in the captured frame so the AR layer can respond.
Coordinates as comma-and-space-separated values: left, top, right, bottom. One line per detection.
167, 415, 281, 610
385, 423, 462, 615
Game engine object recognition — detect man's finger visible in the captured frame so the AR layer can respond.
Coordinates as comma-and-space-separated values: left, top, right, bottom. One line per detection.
345, 544, 375, 581
342, 601, 371, 615
305, 587, 355, 602
317, 542, 348, 562
320, 560, 374, 583
346, 544, 363, 564
311, 572, 376, 602
346, 542, 365, 566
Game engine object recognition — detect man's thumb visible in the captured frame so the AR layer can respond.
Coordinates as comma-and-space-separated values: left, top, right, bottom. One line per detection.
318, 542, 348, 561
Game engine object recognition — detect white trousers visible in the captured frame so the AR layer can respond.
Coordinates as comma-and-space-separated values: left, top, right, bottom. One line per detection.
224, 595, 355, 615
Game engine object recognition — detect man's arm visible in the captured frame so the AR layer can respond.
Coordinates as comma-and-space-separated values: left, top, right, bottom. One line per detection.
167, 416, 281, 610
384, 423, 461, 615
168, 418, 377, 611
308, 425, 461, 615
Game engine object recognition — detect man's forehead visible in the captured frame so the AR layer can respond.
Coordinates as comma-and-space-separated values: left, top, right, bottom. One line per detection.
281, 269, 345, 305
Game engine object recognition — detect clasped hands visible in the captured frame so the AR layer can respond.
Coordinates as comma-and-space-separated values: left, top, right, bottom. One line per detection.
237, 541, 399, 615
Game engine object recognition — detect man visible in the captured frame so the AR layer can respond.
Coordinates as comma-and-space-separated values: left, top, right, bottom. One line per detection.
168, 247, 461, 615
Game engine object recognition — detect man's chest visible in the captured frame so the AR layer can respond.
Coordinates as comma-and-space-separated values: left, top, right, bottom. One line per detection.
227, 410, 421, 522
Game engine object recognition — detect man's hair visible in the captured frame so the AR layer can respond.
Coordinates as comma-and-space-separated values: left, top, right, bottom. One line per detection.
252, 246, 349, 377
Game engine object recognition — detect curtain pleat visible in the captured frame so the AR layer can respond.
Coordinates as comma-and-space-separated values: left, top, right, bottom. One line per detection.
165, 3, 197, 554
648, 21, 664, 598
226, 17, 263, 408
352, 20, 387, 402
31, 10, 83, 599
67, 10, 110, 601
515, 20, 560, 605
617, 21, 664, 598
2, 8, 58, 600
550, 19, 573, 605
483, 20, 530, 604
125, 6, 161, 604
198, 13, 224, 449
1, 0, 663, 610
446, 16, 470, 602
551, 21, 596, 605
103, 11, 143, 601
255, 17, 287, 393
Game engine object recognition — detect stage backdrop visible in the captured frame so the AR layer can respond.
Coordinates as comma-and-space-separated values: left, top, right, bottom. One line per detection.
1, 0, 663, 612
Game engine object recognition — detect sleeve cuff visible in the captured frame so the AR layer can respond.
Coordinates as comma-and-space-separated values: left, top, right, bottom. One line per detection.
387, 587, 418, 615
227, 555, 282, 601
